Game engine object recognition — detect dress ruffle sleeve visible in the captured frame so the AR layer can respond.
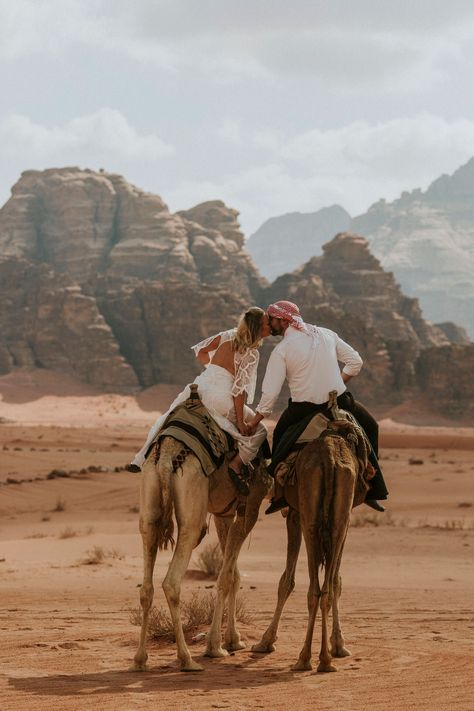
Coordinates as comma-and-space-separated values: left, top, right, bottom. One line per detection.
231, 348, 260, 404
190, 329, 236, 359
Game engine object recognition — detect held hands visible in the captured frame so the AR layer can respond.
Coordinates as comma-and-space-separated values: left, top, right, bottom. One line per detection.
237, 421, 252, 436
246, 416, 261, 436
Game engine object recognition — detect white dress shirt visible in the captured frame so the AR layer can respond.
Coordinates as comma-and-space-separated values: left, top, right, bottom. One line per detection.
256, 325, 363, 415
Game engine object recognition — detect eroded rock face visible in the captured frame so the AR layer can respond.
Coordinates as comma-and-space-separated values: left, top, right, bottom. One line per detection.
0, 258, 137, 388
0, 169, 264, 387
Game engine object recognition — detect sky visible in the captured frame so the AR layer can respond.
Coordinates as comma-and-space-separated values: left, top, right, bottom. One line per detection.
1, 0, 474, 235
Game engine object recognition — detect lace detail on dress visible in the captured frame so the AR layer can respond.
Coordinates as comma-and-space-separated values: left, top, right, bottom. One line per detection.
231, 348, 260, 404
190, 329, 236, 362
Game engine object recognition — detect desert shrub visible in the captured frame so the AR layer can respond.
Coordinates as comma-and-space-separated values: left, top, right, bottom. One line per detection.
53, 497, 67, 512
80, 545, 125, 564
130, 591, 252, 642
194, 543, 223, 579
58, 527, 78, 539
351, 511, 398, 528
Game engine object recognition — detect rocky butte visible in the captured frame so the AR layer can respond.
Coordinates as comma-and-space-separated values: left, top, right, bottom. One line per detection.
0, 167, 472, 421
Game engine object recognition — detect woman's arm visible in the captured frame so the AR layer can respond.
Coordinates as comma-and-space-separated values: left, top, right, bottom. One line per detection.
233, 392, 250, 436
195, 335, 221, 366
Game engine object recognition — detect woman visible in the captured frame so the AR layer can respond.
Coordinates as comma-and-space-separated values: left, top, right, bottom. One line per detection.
127, 307, 271, 495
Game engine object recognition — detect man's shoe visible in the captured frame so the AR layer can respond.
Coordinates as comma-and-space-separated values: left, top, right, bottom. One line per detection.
265, 497, 288, 515
228, 467, 250, 496
365, 499, 385, 512
126, 463, 142, 473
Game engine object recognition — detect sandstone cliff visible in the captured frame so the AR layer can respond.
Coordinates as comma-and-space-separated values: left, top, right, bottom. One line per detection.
0, 168, 264, 388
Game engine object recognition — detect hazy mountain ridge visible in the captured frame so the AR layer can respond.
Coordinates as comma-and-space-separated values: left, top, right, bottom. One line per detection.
248, 158, 474, 337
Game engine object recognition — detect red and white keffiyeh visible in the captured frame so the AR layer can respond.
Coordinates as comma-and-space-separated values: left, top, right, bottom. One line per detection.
267, 300, 320, 340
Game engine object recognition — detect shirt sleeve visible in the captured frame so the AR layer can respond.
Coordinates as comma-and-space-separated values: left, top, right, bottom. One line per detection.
256, 346, 287, 415
335, 334, 363, 376
231, 349, 259, 404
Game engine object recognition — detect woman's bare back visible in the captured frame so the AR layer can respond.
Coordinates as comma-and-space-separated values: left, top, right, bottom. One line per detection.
210, 339, 235, 375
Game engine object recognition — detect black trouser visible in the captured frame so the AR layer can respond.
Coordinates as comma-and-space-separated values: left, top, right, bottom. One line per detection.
272, 392, 388, 500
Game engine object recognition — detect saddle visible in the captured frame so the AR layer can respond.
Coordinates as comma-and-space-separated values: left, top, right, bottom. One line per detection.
152, 384, 235, 477
273, 392, 375, 507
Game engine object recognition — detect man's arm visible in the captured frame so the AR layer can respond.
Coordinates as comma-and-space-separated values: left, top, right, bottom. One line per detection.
247, 348, 286, 433
336, 334, 363, 380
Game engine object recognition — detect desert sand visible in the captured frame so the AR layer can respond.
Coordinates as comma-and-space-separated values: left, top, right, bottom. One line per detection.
1, 370, 473, 711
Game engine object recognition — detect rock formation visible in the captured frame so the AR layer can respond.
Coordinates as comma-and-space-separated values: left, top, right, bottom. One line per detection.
0, 167, 472, 421
0, 168, 264, 388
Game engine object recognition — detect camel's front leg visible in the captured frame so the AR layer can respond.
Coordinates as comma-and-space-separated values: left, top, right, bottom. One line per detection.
252, 508, 301, 654
205, 511, 249, 657
330, 572, 351, 658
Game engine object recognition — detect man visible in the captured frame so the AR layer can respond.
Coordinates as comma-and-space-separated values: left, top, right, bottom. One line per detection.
247, 300, 388, 514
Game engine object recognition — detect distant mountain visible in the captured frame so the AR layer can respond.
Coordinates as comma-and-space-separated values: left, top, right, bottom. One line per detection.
352, 157, 474, 338
248, 158, 474, 337
246, 205, 351, 281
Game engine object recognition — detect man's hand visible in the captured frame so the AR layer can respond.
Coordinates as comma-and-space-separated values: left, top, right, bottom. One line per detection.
246, 413, 263, 436
237, 421, 252, 436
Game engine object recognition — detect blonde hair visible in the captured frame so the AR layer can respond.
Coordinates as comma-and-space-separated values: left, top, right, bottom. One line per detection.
233, 307, 265, 353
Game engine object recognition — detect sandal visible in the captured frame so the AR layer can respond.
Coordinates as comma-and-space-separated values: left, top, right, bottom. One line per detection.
228, 467, 250, 496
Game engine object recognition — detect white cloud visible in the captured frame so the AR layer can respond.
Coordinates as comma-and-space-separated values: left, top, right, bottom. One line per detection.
166, 114, 474, 233
0, 109, 174, 206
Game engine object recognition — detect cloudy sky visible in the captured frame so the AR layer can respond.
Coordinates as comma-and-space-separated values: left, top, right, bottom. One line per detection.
1, 0, 474, 234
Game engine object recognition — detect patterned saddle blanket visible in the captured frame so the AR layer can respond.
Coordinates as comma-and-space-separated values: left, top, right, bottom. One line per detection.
152, 384, 235, 477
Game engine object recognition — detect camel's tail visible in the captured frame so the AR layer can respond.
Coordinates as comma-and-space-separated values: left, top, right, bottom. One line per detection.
317, 435, 338, 570
154, 439, 176, 550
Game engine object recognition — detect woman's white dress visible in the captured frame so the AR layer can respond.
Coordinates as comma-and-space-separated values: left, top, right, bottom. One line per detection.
131, 329, 267, 468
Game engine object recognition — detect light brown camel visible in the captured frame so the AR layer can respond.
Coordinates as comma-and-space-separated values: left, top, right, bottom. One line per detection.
132, 435, 270, 672
252, 419, 370, 672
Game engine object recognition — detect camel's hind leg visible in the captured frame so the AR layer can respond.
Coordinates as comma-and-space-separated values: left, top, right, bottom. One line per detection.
131, 457, 166, 672
318, 488, 352, 672
162, 462, 208, 672
205, 502, 259, 657
132, 515, 159, 671
210, 515, 245, 653
252, 508, 302, 654
292, 520, 321, 672
330, 572, 351, 658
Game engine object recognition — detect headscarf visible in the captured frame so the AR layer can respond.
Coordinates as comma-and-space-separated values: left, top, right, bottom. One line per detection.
267, 300, 320, 342
267, 300, 307, 332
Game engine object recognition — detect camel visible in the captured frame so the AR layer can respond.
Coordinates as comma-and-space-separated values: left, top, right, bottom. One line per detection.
132, 435, 270, 672
252, 419, 370, 673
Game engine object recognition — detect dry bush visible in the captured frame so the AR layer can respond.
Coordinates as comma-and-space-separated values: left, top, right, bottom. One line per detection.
194, 542, 223, 579
25, 532, 48, 539
80, 545, 124, 565
419, 519, 474, 531
351, 511, 399, 528
130, 591, 252, 642
58, 527, 78, 539
41, 515, 51, 522
129, 504, 140, 513
53, 497, 66, 512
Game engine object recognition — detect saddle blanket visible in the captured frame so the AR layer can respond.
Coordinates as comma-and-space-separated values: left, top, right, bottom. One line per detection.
154, 385, 234, 477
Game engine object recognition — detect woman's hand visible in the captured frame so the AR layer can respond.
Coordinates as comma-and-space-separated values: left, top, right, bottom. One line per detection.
237, 421, 251, 436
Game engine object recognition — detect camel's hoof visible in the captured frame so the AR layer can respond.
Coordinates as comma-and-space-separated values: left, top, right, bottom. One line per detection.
291, 660, 312, 672
317, 662, 337, 673
224, 640, 246, 652
204, 646, 229, 658
251, 641, 275, 654
181, 660, 204, 672
129, 662, 147, 672
332, 646, 351, 658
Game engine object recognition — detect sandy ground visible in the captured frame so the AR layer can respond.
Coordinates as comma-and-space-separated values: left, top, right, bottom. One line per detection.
1, 370, 474, 710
